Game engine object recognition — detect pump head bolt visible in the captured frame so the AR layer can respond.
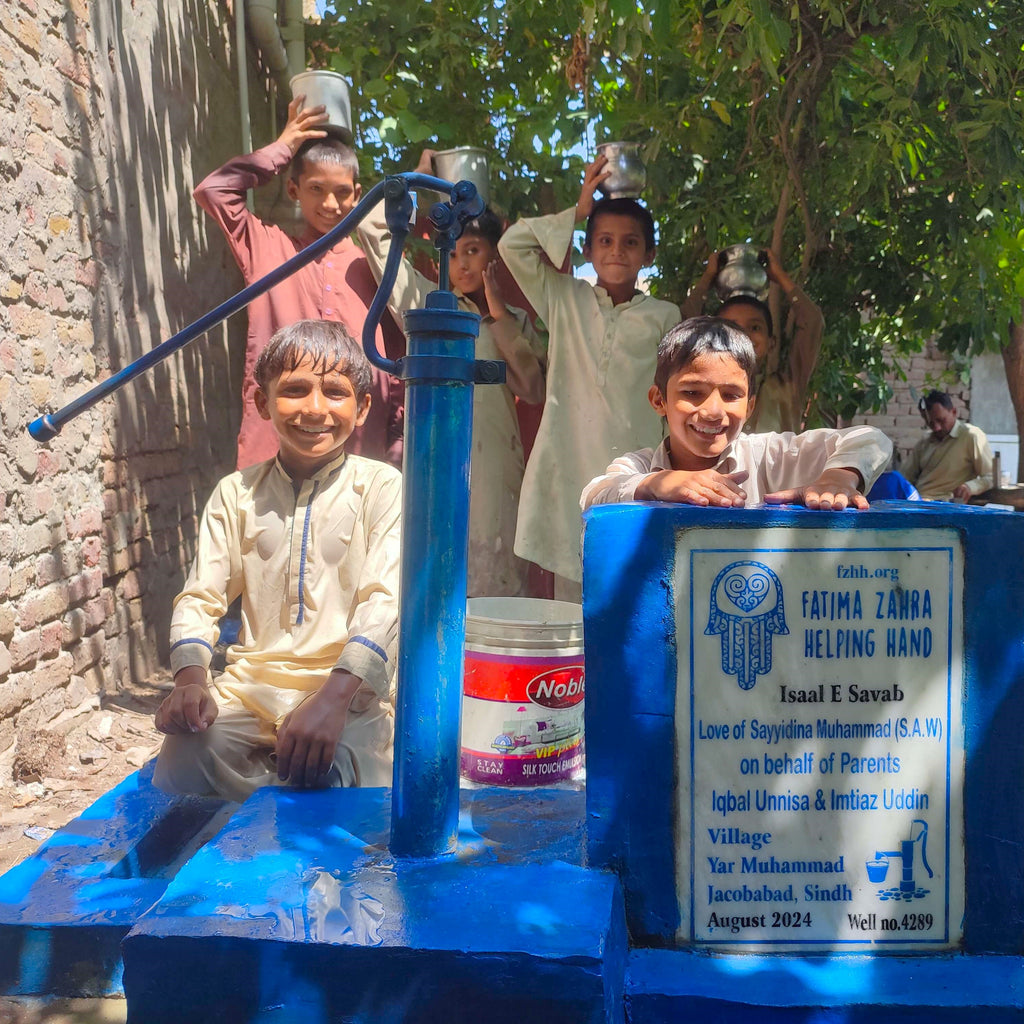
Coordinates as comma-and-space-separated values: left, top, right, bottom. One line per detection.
430, 203, 454, 229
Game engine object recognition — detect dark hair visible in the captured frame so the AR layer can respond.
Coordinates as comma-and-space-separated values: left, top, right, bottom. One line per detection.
921, 390, 954, 413
654, 317, 757, 396
461, 208, 503, 248
717, 294, 775, 340
290, 138, 360, 183
584, 197, 656, 251
254, 319, 372, 401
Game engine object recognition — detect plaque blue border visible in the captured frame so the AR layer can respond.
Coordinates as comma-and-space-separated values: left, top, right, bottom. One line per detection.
687, 543, 956, 948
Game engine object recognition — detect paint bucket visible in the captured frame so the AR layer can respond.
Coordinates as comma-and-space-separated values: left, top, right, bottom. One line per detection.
460, 598, 585, 786
289, 70, 353, 145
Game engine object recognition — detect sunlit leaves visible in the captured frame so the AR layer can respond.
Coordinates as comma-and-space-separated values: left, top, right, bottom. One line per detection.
310, 0, 1024, 419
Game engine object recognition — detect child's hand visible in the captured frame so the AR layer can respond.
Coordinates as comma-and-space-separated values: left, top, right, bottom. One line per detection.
762, 247, 795, 293
698, 249, 720, 285
274, 669, 361, 787
415, 148, 437, 175
155, 667, 218, 734
574, 155, 612, 222
765, 468, 867, 510
636, 468, 749, 507
482, 260, 508, 319
278, 94, 329, 155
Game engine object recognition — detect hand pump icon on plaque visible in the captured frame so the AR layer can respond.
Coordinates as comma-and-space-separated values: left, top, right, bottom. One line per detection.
867, 818, 934, 902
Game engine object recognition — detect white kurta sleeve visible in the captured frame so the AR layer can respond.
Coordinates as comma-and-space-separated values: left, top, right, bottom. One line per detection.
759, 426, 892, 495
169, 477, 245, 676
333, 469, 402, 699
580, 449, 659, 509
497, 207, 577, 321
356, 204, 432, 319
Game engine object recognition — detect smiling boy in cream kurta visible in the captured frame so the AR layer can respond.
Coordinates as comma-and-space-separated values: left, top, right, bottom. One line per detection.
153, 320, 400, 803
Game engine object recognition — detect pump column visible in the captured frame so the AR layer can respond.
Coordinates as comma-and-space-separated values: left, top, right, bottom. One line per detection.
389, 291, 480, 858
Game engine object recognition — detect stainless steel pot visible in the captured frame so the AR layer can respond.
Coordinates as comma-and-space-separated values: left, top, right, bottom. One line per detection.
432, 147, 490, 204
290, 70, 353, 145
714, 243, 769, 301
595, 141, 646, 198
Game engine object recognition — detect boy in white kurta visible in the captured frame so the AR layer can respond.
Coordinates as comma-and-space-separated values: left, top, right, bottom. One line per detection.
358, 162, 544, 597
499, 157, 680, 595
582, 317, 890, 512
153, 321, 401, 803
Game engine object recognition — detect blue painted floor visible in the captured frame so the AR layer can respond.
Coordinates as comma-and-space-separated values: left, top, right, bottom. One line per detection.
121, 785, 626, 1023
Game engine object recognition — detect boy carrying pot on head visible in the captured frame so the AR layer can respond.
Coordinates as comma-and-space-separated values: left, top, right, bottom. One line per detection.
194, 95, 405, 469
357, 150, 545, 597
682, 247, 825, 434
499, 155, 681, 600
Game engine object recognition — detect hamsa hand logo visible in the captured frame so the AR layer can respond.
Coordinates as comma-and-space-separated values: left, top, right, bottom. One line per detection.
706, 560, 788, 690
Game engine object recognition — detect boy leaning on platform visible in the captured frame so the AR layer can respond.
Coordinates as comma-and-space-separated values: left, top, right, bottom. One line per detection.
153, 320, 401, 804
581, 317, 891, 512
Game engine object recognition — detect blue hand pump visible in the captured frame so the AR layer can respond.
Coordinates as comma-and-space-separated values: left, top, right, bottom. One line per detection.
27, 172, 504, 860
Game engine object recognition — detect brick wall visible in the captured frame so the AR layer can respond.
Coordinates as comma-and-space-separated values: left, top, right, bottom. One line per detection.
845, 340, 971, 469
0, 0, 272, 755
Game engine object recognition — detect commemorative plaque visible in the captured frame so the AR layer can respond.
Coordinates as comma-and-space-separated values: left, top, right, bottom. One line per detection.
674, 527, 965, 950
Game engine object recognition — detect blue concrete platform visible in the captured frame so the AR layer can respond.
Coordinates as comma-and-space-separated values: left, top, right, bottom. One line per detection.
626, 948, 1024, 1022
0, 763, 232, 996
122, 785, 626, 1024
583, 502, 1024, 951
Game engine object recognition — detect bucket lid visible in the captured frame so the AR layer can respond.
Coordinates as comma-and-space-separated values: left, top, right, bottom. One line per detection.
465, 597, 583, 649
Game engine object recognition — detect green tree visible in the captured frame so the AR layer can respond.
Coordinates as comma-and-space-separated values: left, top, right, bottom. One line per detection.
311, 0, 1024, 457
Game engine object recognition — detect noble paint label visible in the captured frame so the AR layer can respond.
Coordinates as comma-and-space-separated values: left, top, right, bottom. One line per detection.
673, 527, 965, 950
460, 650, 585, 785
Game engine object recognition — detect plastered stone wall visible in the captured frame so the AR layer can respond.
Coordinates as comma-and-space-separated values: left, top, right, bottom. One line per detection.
0, 0, 273, 755
846, 339, 972, 468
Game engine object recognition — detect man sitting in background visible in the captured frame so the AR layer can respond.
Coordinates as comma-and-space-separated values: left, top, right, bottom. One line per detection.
902, 391, 994, 501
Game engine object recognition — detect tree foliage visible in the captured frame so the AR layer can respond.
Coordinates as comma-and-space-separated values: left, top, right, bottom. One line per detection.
310, 0, 1024, 422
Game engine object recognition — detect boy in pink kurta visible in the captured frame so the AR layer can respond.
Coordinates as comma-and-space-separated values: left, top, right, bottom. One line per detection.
194, 96, 405, 469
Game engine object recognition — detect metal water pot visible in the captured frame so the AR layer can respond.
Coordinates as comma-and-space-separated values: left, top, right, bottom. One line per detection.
595, 141, 646, 199
290, 70, 353, 145
432, 148, 490, 205
714, 243, 769, 301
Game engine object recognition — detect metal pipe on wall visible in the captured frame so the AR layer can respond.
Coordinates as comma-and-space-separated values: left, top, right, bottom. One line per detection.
246, 0, 303, 93
280, 0, 306, 82
235, 0, 254, 212
238, 1, 306, 218
236, 0, 252, 155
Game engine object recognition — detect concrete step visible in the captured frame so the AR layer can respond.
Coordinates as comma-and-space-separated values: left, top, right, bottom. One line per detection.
0, 763, 232, 997
626, 948, 1024, 1022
